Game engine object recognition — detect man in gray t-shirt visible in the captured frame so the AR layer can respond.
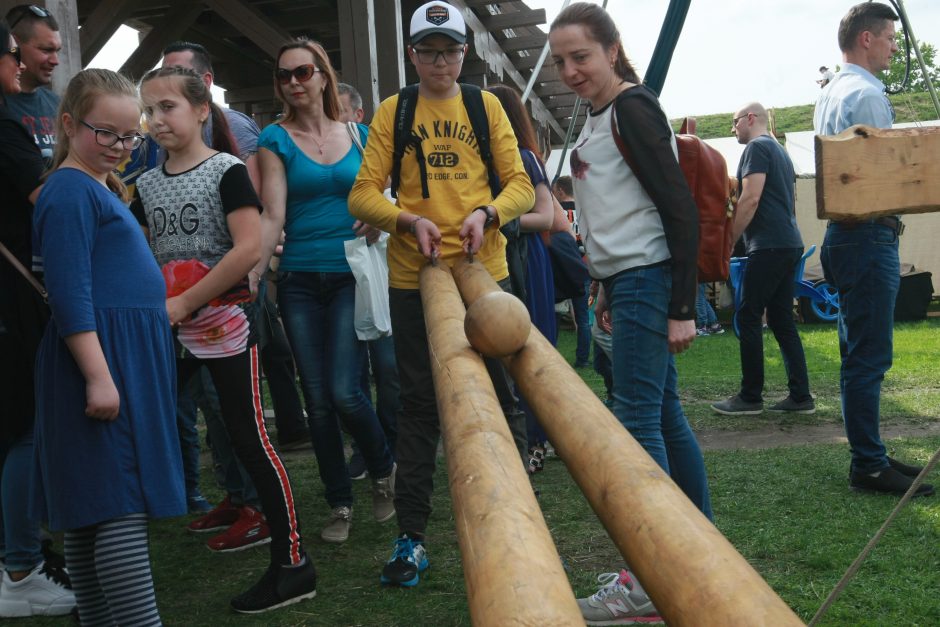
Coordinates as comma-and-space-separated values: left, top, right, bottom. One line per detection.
711, 102, 813, 417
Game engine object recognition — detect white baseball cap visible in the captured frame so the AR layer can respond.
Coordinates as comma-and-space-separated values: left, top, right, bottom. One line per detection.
410, 1, 466, 44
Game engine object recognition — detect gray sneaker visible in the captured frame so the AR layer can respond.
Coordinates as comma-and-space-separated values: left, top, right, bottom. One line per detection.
321, 506, 352, 543
577, 569, 663, 625
767, 396, 816, 414
372, 463, 396, 523
711, 395, 763, 415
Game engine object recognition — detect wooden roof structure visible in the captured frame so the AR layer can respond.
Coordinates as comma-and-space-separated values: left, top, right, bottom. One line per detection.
64, 0, 584, 143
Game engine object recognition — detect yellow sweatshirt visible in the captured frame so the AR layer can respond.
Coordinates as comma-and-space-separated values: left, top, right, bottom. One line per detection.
349, 89, 534, 289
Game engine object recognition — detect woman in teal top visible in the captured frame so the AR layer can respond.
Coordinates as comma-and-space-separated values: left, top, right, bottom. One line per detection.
256, 38, 395, 544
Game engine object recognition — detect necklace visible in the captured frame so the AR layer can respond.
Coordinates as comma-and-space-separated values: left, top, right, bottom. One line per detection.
294, 127, 327, 155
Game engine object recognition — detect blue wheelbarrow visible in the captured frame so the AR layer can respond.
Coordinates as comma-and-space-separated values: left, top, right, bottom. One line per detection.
727, 245, 840, 337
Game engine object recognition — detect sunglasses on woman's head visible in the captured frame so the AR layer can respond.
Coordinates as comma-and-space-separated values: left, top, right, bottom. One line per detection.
276, 64, 320, 85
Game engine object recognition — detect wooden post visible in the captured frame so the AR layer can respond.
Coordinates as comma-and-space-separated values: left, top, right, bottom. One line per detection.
419, 262, 583, 626
451, 258, 804, 627
337, 0, 379, 120
815, 124, 940, 219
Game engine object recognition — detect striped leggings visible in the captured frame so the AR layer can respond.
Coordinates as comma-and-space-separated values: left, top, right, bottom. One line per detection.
64, 513, 160, 627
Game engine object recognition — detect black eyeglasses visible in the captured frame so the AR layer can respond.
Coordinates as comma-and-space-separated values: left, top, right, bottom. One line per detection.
79, 120, 144, 150
413, 47, 465, 65
4, 45, 21, 65
9, 5, 51, 31
732, 113, 752, 125
276, 64, 321, 85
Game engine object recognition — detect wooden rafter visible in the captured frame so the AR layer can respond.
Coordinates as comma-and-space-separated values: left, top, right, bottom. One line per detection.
119, 0, 206, 80
79, 0, 135, 65
203, 0, 292, 58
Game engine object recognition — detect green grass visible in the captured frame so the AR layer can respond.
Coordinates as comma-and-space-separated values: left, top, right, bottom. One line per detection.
22, 320, 940, 626
673, 91, 940, 140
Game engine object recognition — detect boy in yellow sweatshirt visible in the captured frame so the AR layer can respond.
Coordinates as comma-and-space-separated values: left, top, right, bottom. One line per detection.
348, 0, 534, 588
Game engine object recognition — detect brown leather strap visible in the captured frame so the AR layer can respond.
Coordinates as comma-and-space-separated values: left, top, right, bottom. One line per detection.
0, 241, 47, 302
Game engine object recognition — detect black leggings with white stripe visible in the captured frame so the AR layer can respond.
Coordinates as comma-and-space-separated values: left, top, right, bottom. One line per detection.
65, 513, 160, 626
177, 345, 305, 565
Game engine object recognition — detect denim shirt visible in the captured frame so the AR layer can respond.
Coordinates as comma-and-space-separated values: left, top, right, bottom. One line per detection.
813, 63, 895, 134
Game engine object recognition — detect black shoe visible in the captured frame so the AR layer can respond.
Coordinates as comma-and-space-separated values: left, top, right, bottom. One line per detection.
887, 456, 924, 478
348, 450, 368, 480
711, 395, 763, 416
230, 555, 317, 614
380, 534, 428, 587
850, 467, 935, 497
276, 430, 309, 452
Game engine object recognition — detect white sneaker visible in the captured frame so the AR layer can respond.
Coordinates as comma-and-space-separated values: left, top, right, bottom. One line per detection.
0, 561, 76, 617
577, 569, 663, 625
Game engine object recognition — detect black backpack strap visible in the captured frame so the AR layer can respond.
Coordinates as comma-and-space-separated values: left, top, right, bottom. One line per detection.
460, 83, 500, 199
391, 84, 429, 199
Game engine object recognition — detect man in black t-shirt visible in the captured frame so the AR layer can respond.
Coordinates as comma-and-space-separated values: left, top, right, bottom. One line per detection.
712, 102, 813, 417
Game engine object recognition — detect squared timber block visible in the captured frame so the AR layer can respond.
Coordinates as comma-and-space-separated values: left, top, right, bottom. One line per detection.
815, 124, 940, 220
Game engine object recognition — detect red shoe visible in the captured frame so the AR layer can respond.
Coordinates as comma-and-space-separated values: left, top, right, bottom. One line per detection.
187, 495, 239, 534
206, 506, 271, 553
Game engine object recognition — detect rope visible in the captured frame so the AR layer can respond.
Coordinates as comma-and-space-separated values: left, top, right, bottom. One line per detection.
807, 445, 940, 626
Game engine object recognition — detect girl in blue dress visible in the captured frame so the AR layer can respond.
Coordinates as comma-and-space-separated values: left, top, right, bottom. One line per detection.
31, 68, 184, 626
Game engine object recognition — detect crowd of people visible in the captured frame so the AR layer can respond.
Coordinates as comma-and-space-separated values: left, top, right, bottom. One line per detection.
0, 1, 933, 625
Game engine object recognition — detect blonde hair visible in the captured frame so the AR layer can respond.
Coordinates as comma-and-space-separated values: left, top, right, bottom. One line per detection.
273, 38, 341, 124
49, 68, 140, 201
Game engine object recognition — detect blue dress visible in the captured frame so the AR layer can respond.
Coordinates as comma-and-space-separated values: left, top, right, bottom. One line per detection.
31, 168, 185, 531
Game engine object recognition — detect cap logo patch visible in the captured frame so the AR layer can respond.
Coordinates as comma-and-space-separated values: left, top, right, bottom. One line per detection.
426, 5, 450, 26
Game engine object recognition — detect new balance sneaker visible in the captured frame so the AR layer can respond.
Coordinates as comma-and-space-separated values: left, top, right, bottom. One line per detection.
230, 554, 317, 614
577, 569, 663, 625
321, 506, 352, 543
380, 534, 429, 587
206, 506, 271, 552
710, 395, 763, 415
767, 396, 816, 414
0, 561, 76, 617
187, 494, 240, 533
372, 464, 396, 523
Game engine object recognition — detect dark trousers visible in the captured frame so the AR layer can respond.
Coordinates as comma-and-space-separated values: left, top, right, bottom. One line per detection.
389, 282, 526, 537
737, 248, 811, 403
258, 281, 306, 438
178, 346, 304, 566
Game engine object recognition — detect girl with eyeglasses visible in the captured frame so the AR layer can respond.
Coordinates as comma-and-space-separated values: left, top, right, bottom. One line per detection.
254, 37, 396, 546
0, 18, 75, 618
132, 65, 317, 614
30, 68, 181, 625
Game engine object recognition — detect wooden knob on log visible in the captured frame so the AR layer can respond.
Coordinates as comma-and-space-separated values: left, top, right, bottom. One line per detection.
464, 291, 531, 358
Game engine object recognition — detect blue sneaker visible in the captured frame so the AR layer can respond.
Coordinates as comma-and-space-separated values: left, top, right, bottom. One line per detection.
380, 534, 428, 587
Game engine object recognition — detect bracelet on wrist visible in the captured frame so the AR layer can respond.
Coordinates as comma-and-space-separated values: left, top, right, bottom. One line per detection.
409, 215, 427, 234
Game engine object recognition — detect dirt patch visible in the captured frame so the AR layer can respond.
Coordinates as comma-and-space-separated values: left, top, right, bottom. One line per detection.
696, 421, 940, 451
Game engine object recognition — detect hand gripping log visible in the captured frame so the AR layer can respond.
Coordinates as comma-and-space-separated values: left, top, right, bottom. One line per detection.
451, 258, 804, 627
418, 261, 583, 626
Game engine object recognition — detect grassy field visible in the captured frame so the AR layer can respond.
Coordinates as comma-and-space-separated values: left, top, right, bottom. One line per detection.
22, 320, 940, 626
673, 91, 940, 140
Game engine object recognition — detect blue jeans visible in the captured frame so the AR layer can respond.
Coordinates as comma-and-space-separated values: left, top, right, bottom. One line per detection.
821, 222, 900, 474
0, 429, 42, 572
607, 265, 713, 519
368, 335, 400, 454
695, 284, 718, 328
278, 271, 394, 507
738, 248, 810, 403
572, 283, 592, 365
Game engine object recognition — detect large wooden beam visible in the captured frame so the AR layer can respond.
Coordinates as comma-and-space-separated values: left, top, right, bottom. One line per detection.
451, 258, 805, 627
477, 8, 546, 32
119, 0, 205, 81
419, 262, 583, 626
204, 0, 291, 58
79, 0, 135, 66
815, 125, 940, 219
40, 0, 80, 92
374, 0, 405, 102
337, 0, 379, 119
499, 34, 546, 52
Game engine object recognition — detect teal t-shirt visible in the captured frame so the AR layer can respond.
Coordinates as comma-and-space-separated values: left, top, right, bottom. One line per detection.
258, 122, 367, 272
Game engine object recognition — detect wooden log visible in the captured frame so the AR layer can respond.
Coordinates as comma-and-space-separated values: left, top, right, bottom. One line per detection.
418, 262, 582, 626
815, 124, 940, 220
451, 258, 804, 627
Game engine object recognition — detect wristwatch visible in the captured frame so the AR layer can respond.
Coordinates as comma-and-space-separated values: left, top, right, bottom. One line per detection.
474, 205, 495, 229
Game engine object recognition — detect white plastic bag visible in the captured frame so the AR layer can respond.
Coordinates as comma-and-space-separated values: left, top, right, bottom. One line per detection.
344, 233, 392, 340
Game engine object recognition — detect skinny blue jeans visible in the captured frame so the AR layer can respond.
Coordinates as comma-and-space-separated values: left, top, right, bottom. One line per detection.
821, 222, 899, 474
0, 429, 42, 572
278, 271, 394, 507
607, 264, 713, 519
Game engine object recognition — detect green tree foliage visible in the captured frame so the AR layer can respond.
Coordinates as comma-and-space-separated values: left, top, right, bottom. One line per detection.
883, 30, 940, 93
